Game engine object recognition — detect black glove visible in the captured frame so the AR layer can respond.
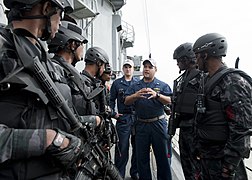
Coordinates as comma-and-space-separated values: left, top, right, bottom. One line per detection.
46, 129, 82, 168
221, 163, 235, 180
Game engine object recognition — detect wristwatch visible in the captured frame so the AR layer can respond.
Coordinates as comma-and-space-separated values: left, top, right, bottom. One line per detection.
52, 131, 66, 148
156, 92, 160, 99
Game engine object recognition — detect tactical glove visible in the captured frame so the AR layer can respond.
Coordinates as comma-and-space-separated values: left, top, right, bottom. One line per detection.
46, 128, 82, 168
221, 163, 235, 180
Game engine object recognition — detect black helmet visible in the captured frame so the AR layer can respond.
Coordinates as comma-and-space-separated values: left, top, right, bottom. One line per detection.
85, 47, 109, 64
193, 33, 227, 57
47, 20, 88, 53
4, 0, 64, 10
173, 42, 195, 59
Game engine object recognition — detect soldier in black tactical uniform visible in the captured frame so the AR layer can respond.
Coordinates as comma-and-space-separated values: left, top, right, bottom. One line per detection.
47, 19, 102, 129
170, 42, 201, 180
80, 47, 115, 151
80, 47, 109, 115
193, 33, 252, 180
0, 0, 84, 179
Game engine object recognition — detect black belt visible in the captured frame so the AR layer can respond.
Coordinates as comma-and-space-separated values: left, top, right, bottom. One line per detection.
138, 115, 165, 123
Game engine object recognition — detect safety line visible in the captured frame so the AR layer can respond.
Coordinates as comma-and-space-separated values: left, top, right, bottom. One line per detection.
143, 0, 151, 56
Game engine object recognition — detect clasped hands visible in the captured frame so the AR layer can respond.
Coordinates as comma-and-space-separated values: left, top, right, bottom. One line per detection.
135, 88, 158, 99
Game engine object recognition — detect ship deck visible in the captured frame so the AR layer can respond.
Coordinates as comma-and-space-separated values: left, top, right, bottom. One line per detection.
121, 129, 252, 180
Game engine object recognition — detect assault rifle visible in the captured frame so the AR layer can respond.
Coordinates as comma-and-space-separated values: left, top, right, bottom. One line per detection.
168, 75, 183, 136
73, 119, 122, 180
10, 29, 123, 180
99, 111, 118, 152
96, 85, 119, 158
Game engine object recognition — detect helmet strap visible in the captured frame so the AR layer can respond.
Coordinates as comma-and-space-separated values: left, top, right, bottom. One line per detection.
201, 53, 208, 72
71, 49, 79, 66
40, 8, 59, 41
68, 41, 81, 66
95, 61, 103, 78
40, 17, 52, 41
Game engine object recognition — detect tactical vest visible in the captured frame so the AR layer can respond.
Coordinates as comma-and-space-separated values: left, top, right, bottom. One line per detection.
197, 67, 252, 142
197, 98, 228, 142
79, 71, 101, 115
175, 69, 200, 115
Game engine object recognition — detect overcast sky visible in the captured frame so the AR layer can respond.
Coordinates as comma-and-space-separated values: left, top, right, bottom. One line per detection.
121, 0, 252, 86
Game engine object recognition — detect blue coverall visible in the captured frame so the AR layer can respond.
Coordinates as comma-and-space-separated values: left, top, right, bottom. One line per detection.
125, 77, 172, 180
110, 76, 139, 178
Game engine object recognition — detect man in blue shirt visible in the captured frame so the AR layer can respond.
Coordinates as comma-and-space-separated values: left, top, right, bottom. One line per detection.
110, 59, 139, 179
125, 58, 172, 180
110, 59, 138, 179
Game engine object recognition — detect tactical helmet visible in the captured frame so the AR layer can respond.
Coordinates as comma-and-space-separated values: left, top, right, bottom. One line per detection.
4, 0, 64, 10
48, 20, 88, 53
85, 47, 109, 64
173, 42, 195, 60
193, 33, 227, 57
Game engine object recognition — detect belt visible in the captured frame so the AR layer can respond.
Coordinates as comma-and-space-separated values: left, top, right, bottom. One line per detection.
138, 115, 165, 123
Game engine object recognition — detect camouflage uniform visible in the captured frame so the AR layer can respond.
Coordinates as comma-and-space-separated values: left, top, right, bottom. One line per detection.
196, 66, 252, 180
175, 68, 201, 180
171, 42, 202, 180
